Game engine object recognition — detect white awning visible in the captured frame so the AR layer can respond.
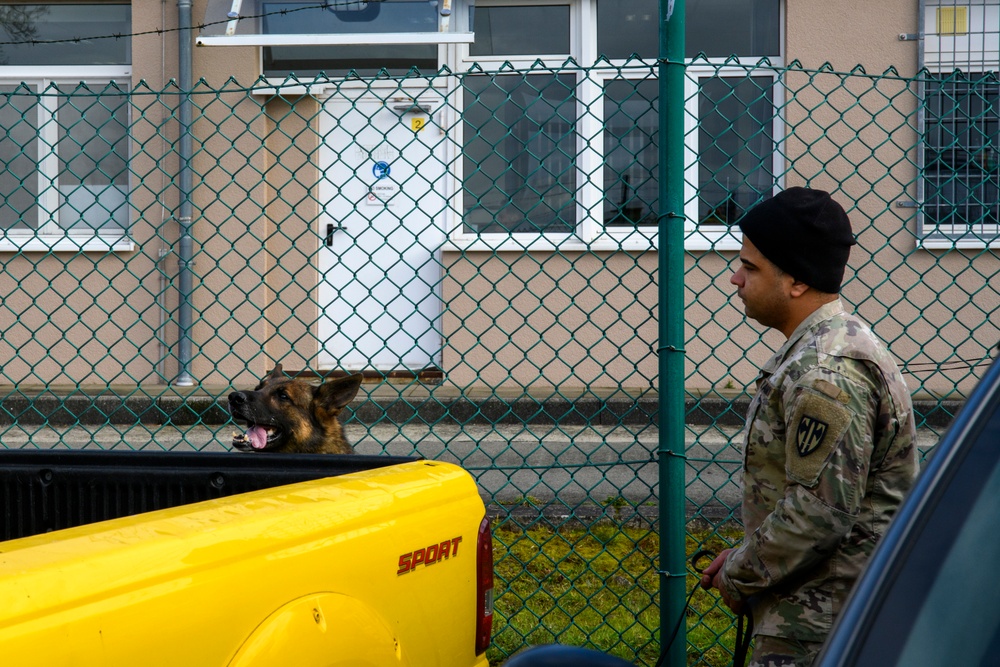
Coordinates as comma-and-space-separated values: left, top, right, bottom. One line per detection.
197, 0, 474, 47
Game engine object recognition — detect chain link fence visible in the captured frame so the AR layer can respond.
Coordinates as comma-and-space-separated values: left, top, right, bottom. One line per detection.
1, 56, 998, 665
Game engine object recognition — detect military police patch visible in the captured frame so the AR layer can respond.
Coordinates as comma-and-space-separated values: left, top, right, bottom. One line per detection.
796, 416, 829, 457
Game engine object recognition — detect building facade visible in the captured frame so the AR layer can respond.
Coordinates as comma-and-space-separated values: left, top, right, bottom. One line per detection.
0, 0, 996, 400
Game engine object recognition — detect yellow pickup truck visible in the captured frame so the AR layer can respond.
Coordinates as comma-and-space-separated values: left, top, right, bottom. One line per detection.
0, 450, 493, 666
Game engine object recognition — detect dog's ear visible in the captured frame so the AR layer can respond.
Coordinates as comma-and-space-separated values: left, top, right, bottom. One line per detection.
314, 373, 363, 412
254, 363, 284, 391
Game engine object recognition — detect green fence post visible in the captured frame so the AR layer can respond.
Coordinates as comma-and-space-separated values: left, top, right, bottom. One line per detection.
659, 0, 687, 665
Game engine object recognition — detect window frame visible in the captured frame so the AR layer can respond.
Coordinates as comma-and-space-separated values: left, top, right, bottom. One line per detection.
446, 0, 582, 250
0, 68, 133, 252
445, 0, 784, 252
917, 69, 1000, 249
917, 0, 1000, 249
682, 63, 786, 252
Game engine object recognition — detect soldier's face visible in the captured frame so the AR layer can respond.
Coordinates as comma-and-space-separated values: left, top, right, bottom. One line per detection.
730, 237, 794, 331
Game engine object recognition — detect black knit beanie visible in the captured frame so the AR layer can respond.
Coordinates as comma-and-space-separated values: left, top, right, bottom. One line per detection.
737, 187, 857, 294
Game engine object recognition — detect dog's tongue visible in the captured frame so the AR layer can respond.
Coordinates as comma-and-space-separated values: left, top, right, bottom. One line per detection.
247, 426, 268, 450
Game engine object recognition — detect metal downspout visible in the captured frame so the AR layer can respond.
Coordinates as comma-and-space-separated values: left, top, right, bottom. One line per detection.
658, 0, 687, 665
915, 0, 926, 239
174, 0, 195, 386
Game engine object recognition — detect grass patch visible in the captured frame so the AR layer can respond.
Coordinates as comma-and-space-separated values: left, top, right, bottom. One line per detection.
487, 519, 743, 666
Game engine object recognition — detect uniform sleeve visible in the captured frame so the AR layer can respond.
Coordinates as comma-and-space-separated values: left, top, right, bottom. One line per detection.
719, 368, 877, 601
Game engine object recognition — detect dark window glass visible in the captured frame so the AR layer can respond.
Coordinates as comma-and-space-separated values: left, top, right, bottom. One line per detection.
698, 76, 776, 226
463, 73, 577, 234
923, 71, 999, 232
601, 75, 777, 229
604, 79, 658, 226
262, 1, 439, 35
0, 4, 131, 65
597, 0, 780, 59
0, 86, 39, 230
264, 44, 438, 77
470, 5, 571, 56
56, 88, 129, 231
261, 1, 440, 76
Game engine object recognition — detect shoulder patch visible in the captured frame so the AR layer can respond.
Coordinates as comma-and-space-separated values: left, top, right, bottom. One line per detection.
796, 415, 829, 457
786, 390, 854, 486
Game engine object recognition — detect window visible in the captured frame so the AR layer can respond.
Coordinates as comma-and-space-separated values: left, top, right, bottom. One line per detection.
603, 78, 658, 227
463, 73, 577, 234
471, 4, 571, 56
922, 72, 1000, 245
596, 0, 779, 59
919, 0, 1000, 247
460, 2, 575, 239
0, 4, 131, 251
455, 0, 782, 250
200, 0, 474, 48
261, 1, 440, 77
696, 76, 779, 228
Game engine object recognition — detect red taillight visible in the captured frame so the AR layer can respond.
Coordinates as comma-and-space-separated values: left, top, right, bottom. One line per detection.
475, 516, 494, 655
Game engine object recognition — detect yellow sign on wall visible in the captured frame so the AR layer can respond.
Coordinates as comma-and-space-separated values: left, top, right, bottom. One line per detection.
936, 6, 968, 35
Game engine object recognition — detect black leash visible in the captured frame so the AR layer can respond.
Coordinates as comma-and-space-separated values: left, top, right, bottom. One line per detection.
734, 606, 753, 667
656, 549, 753, 667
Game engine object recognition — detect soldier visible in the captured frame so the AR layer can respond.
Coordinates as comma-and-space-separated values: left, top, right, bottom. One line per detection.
700, 187, 919, 666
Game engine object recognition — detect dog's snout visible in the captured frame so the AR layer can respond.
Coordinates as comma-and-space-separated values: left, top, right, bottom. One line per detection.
228, 391, 249, 407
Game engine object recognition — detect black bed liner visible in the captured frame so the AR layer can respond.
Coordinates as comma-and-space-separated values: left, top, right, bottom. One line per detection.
0, 450, 418, 541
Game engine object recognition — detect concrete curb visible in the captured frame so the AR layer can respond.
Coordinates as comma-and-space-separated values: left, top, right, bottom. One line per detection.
0, 391, 964, 429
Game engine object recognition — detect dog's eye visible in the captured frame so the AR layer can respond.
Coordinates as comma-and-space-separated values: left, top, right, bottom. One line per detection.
276, 389, 291, 402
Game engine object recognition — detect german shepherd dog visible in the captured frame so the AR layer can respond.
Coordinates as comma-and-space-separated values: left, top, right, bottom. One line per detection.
228, 364, 363, 454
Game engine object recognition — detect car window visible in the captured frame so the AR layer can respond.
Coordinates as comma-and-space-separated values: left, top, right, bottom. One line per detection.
851, 391, 1000, 666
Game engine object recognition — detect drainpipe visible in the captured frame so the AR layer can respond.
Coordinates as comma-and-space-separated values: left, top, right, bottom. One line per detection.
174, 0, 195, 386
658, 0, 686, 665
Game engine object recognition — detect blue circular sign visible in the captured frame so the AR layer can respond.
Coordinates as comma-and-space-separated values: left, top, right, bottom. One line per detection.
372, 161, 391, 180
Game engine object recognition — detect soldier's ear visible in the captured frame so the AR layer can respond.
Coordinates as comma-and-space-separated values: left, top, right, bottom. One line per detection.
314, 373, 363, 411
255, 363, 284, 391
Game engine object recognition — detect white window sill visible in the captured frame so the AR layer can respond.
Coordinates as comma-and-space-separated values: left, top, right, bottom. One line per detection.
918, 237, 1000, 250
442, 228, 743, 253
917, 224, 1000, 250
443, 236, 653, 253
0, 235, 135, 253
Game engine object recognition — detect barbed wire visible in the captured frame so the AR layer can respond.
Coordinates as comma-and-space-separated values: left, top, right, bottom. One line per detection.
0, 2, 338, 48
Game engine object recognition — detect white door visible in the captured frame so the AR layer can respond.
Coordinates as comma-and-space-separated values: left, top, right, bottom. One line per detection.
317, 92, 447, 372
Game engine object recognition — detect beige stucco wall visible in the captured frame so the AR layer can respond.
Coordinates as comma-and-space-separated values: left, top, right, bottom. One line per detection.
130, 0, 316, 386
441, 251, 661, 391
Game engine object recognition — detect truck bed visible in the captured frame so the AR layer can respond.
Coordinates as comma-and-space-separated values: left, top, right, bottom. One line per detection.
0, 457, 491, 666
0, 449, 418, 541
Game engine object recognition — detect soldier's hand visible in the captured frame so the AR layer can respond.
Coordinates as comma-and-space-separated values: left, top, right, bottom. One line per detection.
699, 548, 746, 614
699, 549, 731, 590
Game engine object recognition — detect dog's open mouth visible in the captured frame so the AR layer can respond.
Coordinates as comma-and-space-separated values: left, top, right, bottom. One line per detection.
232, 423, 282, 451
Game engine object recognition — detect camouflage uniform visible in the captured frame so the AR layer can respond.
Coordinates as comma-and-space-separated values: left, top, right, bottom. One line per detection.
718, 300, 918, 662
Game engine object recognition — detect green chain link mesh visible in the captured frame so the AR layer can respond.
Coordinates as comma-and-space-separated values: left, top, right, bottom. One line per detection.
1, 58, 998, 665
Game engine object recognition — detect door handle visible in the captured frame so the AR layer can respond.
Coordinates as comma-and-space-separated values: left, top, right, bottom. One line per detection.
326, 223, 347, 246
